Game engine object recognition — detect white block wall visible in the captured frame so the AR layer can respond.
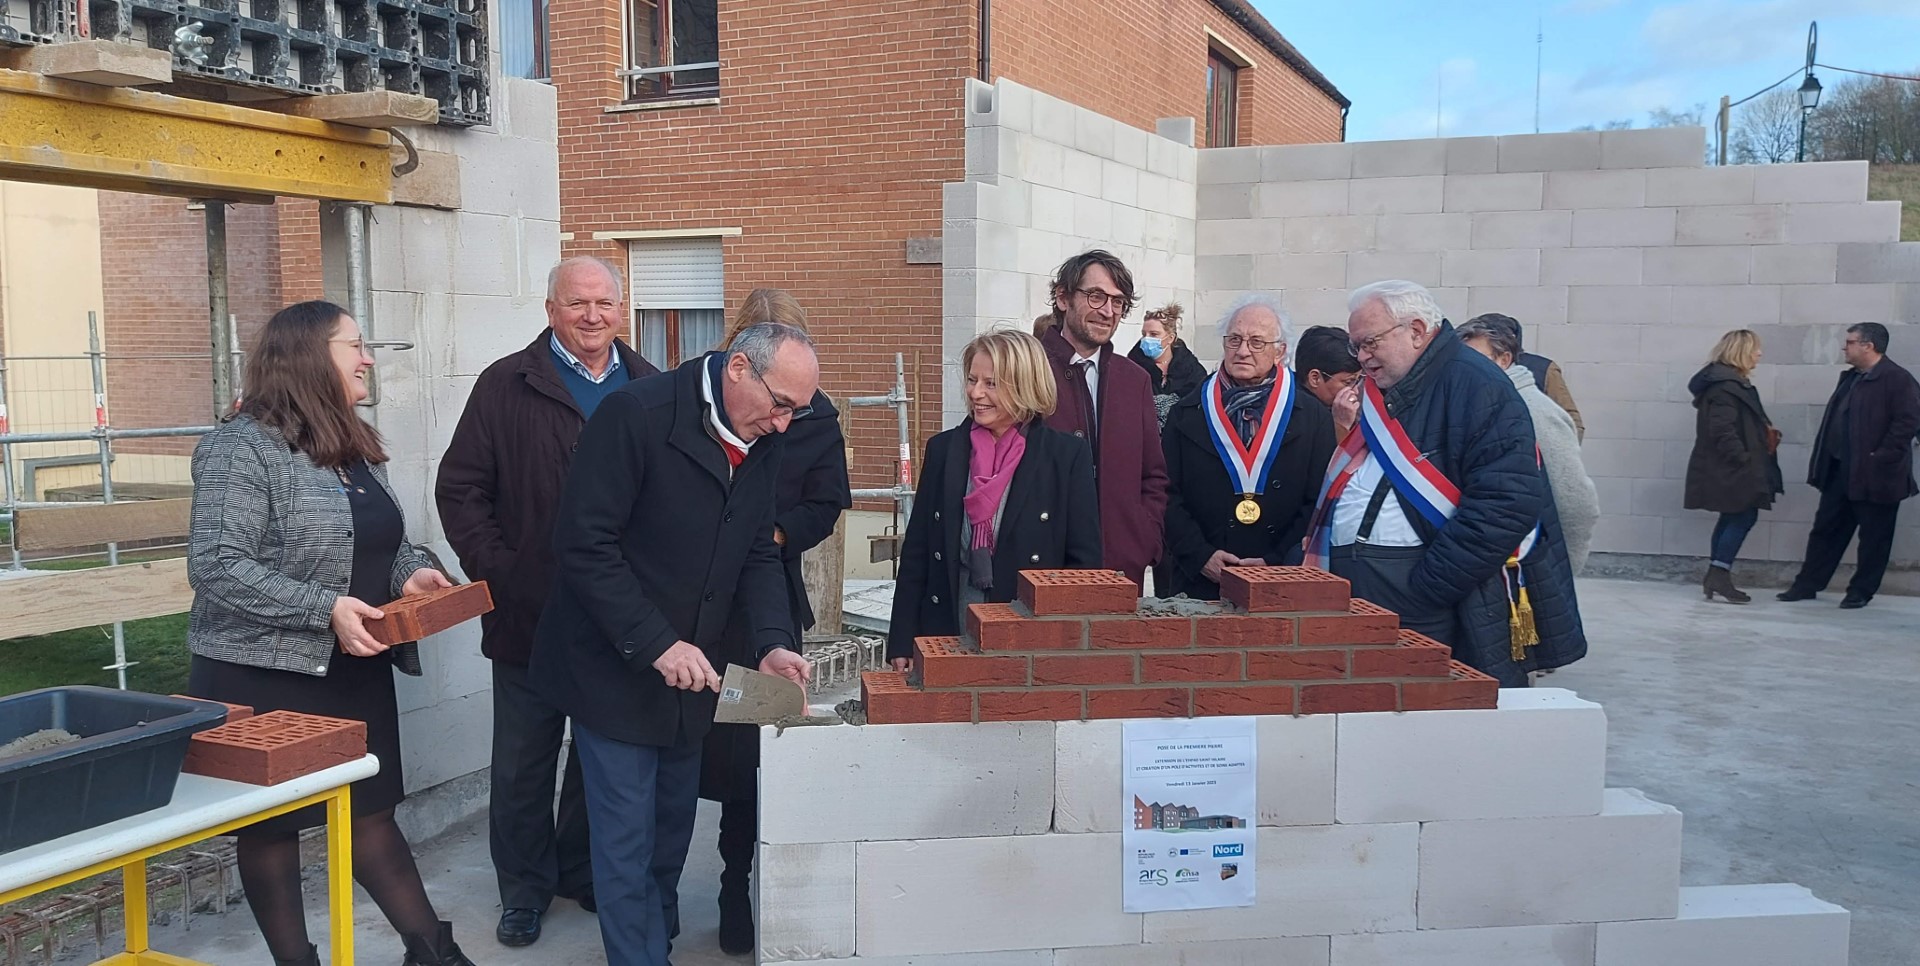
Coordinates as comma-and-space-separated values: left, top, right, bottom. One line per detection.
757, 690, 1849, 965
1194, 130, 1920, 568
942, 78, 1198, 421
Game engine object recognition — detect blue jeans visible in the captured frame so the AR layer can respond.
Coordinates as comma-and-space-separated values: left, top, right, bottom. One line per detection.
1710, 509, 1759, 569
572, 723, 702, 966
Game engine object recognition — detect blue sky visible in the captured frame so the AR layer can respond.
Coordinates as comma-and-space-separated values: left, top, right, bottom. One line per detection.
1258, 0, 1920, 142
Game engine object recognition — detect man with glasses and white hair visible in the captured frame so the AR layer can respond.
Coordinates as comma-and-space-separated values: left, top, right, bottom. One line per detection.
530, 321, 814, 966
1303, 280, 1586, 686
1161, 294, 1335, 597
1038, 249, 1169, 586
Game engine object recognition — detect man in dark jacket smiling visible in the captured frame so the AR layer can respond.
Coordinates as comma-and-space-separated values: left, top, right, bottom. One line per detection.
1305, 280, 1585, 686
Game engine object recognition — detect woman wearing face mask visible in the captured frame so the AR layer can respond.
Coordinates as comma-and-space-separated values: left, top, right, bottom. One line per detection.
1128, 303, 1209, 428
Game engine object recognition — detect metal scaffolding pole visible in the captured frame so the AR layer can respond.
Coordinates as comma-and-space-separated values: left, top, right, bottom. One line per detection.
0, 351, 17, 570
205, 201, 234, 421
87, 312, 135, 689
847, 352, 916, 569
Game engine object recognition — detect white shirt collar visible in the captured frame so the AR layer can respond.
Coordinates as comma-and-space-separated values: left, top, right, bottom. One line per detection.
700, 356, 753, 453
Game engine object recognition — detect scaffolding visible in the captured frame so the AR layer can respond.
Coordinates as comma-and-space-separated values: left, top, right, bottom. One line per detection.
846, 351, 916, 569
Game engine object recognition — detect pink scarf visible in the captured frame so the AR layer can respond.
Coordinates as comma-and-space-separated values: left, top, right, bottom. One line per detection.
964, 423, 1027, 551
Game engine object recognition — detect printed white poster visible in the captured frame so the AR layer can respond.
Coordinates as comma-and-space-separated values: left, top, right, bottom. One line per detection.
1121, 716, 1257, 913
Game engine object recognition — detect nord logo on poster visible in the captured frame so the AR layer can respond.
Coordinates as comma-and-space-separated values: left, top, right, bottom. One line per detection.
1213, 843, 1244, 858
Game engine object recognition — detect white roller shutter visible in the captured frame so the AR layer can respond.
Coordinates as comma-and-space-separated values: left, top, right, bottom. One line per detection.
627, 237, 724, 309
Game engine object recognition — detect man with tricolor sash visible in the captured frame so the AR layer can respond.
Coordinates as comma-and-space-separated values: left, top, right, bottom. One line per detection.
1303, 280, 1586, 687
1161, 295, 1336, 598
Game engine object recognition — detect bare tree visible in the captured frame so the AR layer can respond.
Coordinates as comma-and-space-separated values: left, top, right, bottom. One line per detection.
1809, 74, 1920, 164
1733, 89, 1801, 164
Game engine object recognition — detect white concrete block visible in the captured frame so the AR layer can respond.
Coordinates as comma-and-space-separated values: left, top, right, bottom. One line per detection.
1498, 132, 1603, 173
1899, 282, 1920, 324
1199, 146, 1263, 183
980, 180, 1032, 228
1113, 123, 1150, 171
757, 843, 855, 961
1033, 89, 1079, 146
1465, 286, 1570, 326
1545, 170, 1647, 209
1198, 183, 1253, 220
1836, 241, 1920, 283
1023, 137, 1069, 190
1197, 219, 1283, 256
1074, 194, 1113, 240
974, 221, 1022, 272
1753, 243, 1839, 284
1543, 247, 1643, 286
1441, 248, 1541, 287
1572, 207, 1677, 247
1347, 251, 1443, 289
399, 208, 458, 295
965, 126, 1006, 178
504, 77, 558, 143
1645, 165, 1754, 207
942, 269, 978, 320
1753, 161, 1869, 204
1596, 884, 1848, 966
1786, 201, 1904, 244
1642, 246, 1752, 285
1444, 173, 1545, 212
1417, 787, 1683, 930
1031, 184, 1075, 233
1283, 216, 1376, 254
1110, 205, 1147, 249
1063, 150, 1103, 198
1333, 924, 1596, 966
1675, 204, 1787, 246
1471, 210, 1573, 249
1286, 288, 1357, 329
994, 80, 1034, 133
1633, 401, 1697, 442
1348, 176, 1445, 215
1446, 136, 1501, 174
1262, 142, 1355, 182
1600, 127, 1706, 169
1255, 180, 1349, 217
1375, 212, 1472, 252
1197, 255, 1253, 291
1015, 226, 1065, 276
1335, 689, 1605, 823
1075, 110, 1116, 160
778, 951, 1052, 966
1779, 283, 1897, 325
1352, 138, 1449, 178
1157, 117, 1197, 149
449, 295, 543, 375
1101, 161, 1140, 207
1061, 937, 1329, 966
1150, 136, 1188, 180
856, 834, 1141, 955
1589, 514, 1664, 554
1669, 284, 1781, 326
1257, 252, 1348, 292
1144, 824, 1419, 941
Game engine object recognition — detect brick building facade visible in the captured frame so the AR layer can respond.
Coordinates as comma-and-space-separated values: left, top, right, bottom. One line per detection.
546, 0, 1346, 486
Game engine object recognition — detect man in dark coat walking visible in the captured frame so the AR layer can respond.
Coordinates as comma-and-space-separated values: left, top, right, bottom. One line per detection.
530, 323, 814, 966
1306, 280, 1585, 687
435, 256, 659, 947
1779, 322, 1920, 608
1039, 249, 1169, 586
1162, 294, 1335, 598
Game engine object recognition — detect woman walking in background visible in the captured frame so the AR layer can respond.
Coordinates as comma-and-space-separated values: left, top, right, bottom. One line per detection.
186, 301, 476, 965
1127, 303, 1209, 428
1685, 329, 1784, 603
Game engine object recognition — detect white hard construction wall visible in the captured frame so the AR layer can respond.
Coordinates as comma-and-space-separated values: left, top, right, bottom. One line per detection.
945, 77, 1920, 576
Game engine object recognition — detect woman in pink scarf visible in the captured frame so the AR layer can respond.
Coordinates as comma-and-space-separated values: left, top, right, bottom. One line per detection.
887, 329, 1103, 668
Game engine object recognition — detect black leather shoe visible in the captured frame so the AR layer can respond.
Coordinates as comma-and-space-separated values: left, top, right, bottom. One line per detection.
1775, 588, 1817, 602
1839, 594, 1869, 609
718, 882, 754, 955
496, 908, 542, 947
573, 887, 597, 914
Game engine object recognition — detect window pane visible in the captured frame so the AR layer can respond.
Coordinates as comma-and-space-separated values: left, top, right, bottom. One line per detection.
677, 309, 725, 362
639, 310, 671, 370
628, 0, 661, 68
673, 0, 718, 65
1207, 52, 1237, 148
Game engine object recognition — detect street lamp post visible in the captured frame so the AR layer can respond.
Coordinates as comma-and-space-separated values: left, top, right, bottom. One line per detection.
1797, 22, 1822, 162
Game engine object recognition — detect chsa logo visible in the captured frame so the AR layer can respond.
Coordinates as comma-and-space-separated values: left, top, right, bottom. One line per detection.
1174, 868, 1202, 883
1213, 843, 1245, 858
1138, 869, 1169, 886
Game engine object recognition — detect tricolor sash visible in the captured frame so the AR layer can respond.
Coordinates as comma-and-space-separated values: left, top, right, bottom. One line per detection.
1303, 379, 1544, 659
1200, 367, 1296, 516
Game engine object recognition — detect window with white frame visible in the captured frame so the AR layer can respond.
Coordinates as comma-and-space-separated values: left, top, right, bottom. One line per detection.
622, 0, 719, 101
628, 237, 725, 369
1206, 48, 1241, 148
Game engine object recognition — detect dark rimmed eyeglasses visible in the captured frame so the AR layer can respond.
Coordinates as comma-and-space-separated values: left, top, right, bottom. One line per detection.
750, 367, 813, 418
1076, 287, 1135, 316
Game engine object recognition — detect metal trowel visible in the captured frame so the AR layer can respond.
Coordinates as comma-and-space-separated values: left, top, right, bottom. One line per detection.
713, 664, 814, 725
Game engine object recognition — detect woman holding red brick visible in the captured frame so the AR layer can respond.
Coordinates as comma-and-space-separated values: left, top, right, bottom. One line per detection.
184, 301, 477, 966
887, 328, 1102, 668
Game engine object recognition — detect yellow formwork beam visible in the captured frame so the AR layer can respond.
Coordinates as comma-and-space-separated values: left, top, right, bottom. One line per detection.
0, 69, 393, 203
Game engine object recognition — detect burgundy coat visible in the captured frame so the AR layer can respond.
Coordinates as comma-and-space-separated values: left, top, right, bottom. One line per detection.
1039, 324, 1169, 584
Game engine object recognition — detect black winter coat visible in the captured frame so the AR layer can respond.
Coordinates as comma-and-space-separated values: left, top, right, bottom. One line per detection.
886, 420, 1101, 661
1160, 380, 1336, 598
1807, 357, 1920, 505
1128, 340, 1209, 426
530, 356, 793, 749
1683, 364, 1782, 514
701, 391, 851, 802
435, 332, 657, 665
1368, 322, 1586, 685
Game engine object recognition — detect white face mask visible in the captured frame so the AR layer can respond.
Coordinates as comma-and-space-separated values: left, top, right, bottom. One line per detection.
1138, 337, 1165, 359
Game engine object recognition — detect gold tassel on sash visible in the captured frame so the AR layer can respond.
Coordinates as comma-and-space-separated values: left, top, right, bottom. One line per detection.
1504, 555, 1539, 661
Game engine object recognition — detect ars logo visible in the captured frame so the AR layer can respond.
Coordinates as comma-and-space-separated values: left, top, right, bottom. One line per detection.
1138, 869, 1169, 886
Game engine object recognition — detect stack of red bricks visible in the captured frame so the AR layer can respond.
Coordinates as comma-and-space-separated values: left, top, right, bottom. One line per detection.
861, 567, 1499, 725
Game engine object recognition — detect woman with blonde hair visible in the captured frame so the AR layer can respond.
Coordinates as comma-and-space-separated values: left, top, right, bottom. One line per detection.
1127, 303, 1209, 428
887, 327, 1100, 666
700, 287, 850, 953
1684, 328, 1783, 603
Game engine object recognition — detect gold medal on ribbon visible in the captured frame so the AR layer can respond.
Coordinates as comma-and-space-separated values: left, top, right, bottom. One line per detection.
1235, 497, 1261, 524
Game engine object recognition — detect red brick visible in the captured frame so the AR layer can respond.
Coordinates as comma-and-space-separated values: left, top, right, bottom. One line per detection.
1218, 566, 1351, 614
1139, 651, 1244, 683
861, 671, 972, 724
1246, 648, 1348, 681
1192, 614, 1295, 648
1018, 570, 1139, 616
1299, 682, 1400, 715
1088, 617, 1192, 649
1401, 662, 1501, 711
1032, 653, 1136, 686
1298, 598, 1400, 645
174, 696, 253, 722
183, 711, 367, 785
1194, 685, 1297, 716
365, 581, 495, 646
912, 637, 1029, 688
1088, 687, 1192, 719
977, 690, 1084, 721
967, 603, 1083, 651
1351, 631, 1453, 679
